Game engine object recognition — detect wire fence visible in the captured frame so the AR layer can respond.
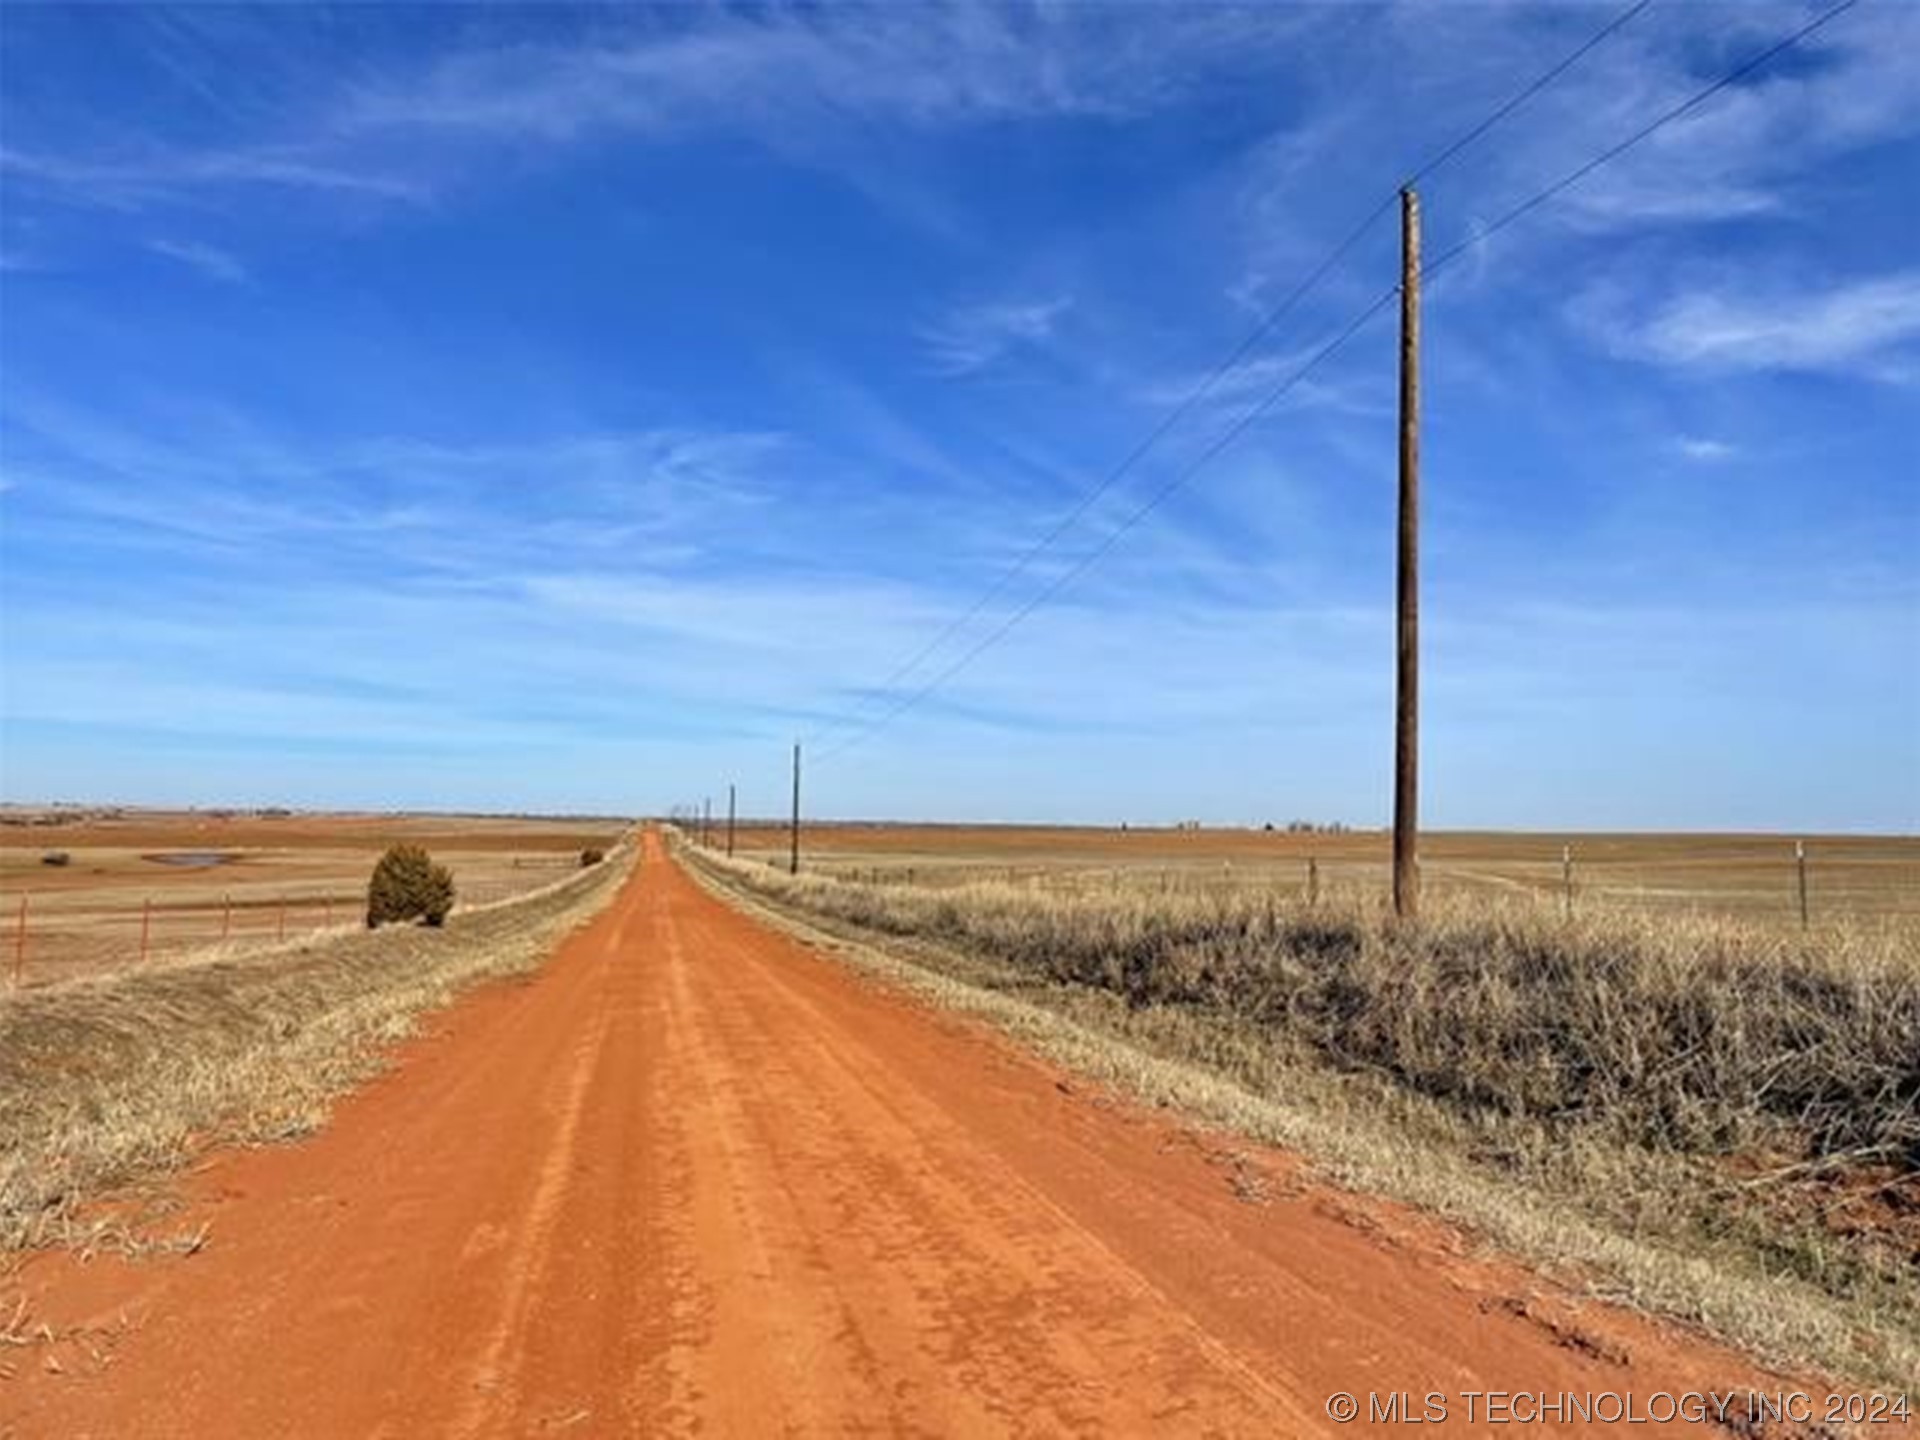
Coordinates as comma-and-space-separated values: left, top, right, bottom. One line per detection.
3, 853, 590, 992
708, 832, 1919, 933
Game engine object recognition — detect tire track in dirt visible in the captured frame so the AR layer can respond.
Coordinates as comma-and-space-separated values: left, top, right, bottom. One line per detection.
659, 885, 1322, 1434
5, 829, 1812, 1437
446, 998, 610, 1439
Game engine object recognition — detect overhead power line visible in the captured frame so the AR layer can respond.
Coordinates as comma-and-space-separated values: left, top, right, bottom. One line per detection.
815, 0, 1858, 763
803, 0, 1653, 749
1425, 0, 1860, 277
815, 287, 1400, 764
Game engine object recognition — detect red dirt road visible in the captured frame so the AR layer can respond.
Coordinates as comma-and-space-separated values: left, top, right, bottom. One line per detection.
8, 833, 1801, 1437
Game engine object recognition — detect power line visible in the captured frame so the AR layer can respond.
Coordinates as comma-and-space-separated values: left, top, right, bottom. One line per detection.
813, 0, 1857, 764
816, 286, 1400, 763
1423, 0, 1859, 278
802, 201, 1383, 750
1407, 0, 1652, 182
803, 0, 1652, 748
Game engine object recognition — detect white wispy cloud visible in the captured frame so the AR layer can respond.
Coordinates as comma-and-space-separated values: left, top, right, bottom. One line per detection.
147, 236, 250, 285
1, 6, 1327, 213
1675, 436, 1738, 463
1581, 269, 1920, 380
1438, 1, 1920, 233
336, 7, 1326, 141
919, 297, 1071, 377
0, 392, 789, 563
0, 142, 428, 209
1209, 4, 1920, 362
1133, 345, 1392, 422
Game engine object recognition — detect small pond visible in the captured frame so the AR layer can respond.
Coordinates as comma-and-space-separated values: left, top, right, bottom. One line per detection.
141, 851, 240, 869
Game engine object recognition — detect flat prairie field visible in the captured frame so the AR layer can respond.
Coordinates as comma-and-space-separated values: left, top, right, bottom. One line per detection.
724, 823, 1920, 928
0, 809, 628, 988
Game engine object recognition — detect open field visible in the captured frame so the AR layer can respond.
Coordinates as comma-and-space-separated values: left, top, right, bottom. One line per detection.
7, 834, 1844, 1437
0, 809, 627, 988
727, 822, 1920, 928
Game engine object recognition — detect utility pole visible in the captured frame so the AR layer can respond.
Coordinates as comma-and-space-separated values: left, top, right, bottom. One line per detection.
726, 783, 737, 857
1393, 185, 1422, 921
702, 796, 711, 847
789, 742, 802, 875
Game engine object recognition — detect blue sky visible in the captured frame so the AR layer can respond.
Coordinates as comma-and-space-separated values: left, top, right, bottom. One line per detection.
1, 2, 1915, 829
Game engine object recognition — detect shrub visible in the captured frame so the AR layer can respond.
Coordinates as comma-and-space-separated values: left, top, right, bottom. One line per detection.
580, 847, 606, 868
40, 851, 71, 867
365, 844, 455, 929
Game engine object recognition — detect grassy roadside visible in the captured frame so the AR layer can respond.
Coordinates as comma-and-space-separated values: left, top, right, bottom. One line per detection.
0, 835, 636, 1257
676, 838, 1918, 1393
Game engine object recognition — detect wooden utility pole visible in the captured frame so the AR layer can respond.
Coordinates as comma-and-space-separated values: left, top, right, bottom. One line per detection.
702, 796, 711, 847
1796, 840, 1809, 928
726, 783, 737, 857
789, 743, 802, 875
1393, 186, 1422, 921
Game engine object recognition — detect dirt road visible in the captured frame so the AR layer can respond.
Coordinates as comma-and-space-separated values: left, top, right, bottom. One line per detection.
7, 832, 1794, 1437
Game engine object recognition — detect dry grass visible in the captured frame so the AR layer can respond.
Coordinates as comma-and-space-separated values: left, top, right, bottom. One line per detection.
0, 835, 635, 1257
680, 837, 1920, 1390
729, 823, 1920, 928
0, 810, 628, 987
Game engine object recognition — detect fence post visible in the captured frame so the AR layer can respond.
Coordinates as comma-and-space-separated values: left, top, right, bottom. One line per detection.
1796, 840, 1809, 928
140, 898, 152, 966
1562, 844, 1574, 920
12, 894, 26, 989
222, 891, 232, 940
1308, 857, 1319, 907
277, 898, 286, 942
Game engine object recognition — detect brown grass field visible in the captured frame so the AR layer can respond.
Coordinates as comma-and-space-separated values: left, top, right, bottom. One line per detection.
0, 809, 628, 988
726, 822, 1920, 927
